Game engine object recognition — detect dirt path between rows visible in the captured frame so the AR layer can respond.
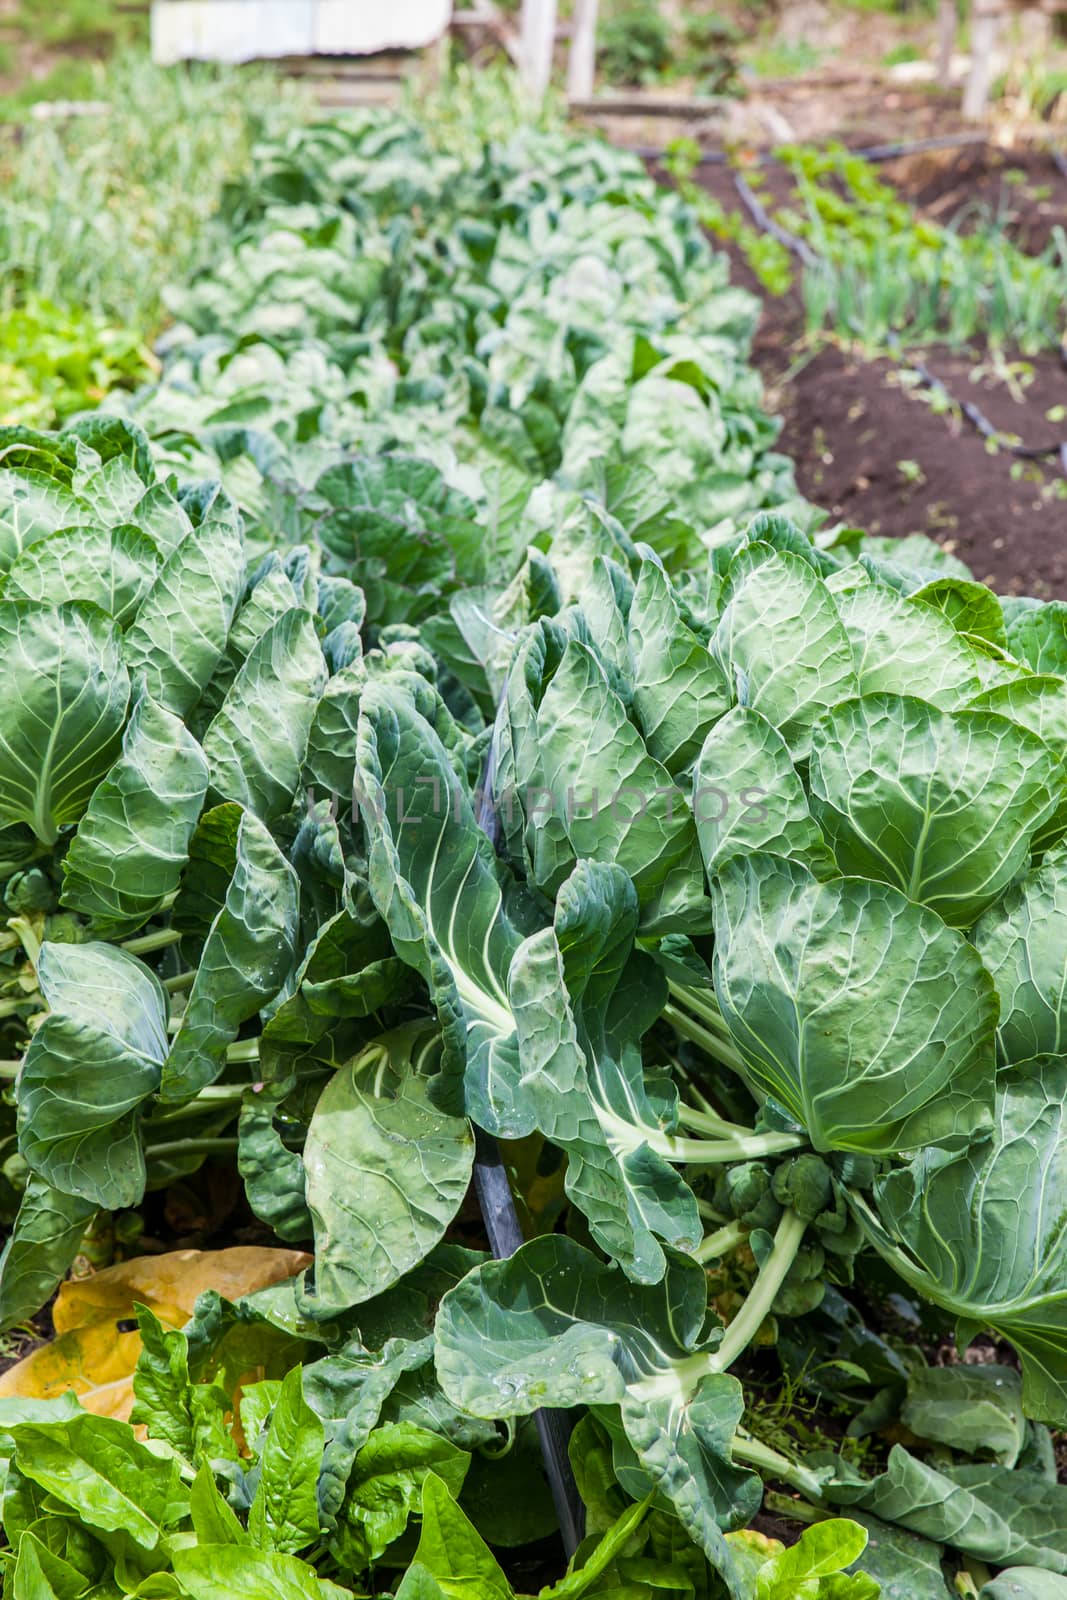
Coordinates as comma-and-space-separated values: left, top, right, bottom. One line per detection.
685, 145, 1067, 597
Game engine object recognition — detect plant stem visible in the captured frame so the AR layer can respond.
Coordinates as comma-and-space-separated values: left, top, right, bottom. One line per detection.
6, 917, 41, 970
599, 1104, 805, 1166
675, 1102, 800, 1148
122, 927, 184, 957
731, 1429, 826, 1503
763, 1489, 827, 1526
144, 1086, 246, 1128
162, 970, 194, 994
226, 1038, 260, 1064
0, 997, 29, 1019
0, 1061, 20, 1080
663, 1004, 746, 1075
674, 1102, 750, 1138
144, 1137, 240, 1161
711, 1208, 808, 1372
668, 981, 732, 1036
693, 1220, 748, 1264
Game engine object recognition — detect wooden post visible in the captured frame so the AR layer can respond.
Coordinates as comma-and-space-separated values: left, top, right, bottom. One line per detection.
935, 0, 956, 83
519, 0, 558, 100
567, 0, 599, 100
963, 0, 1003, 119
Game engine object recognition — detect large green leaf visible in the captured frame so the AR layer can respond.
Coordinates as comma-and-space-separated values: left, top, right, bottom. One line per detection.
831, 576, 985, 700
17, 943, 168, 1208
834, 579, 981, 707
60, 691, 210, 938
123, 512, 244, 717
973, 844, 1067, 1064
0, 472, 93, 573
501, 623, 707, 933
982, 1573, 1067, 1600
808, 694, 1063, 926
846, 1513, 952, 1600
396, 1474, 511, 1600
628, 556, 729, 775
693, 706, 832, 878
356, 689, 700, 1279
505, 887, 702, 1281
0, 1176, 95, 1332
858, 1056, 1067, 1425
161, 806, 298, 1102
302, 1025, 474, 1314
0, 601, 128, 844
355, 678, 529, 1119
172, 1547, 351, 1600
203, 607, 326, 822
711, 852, 996, 1155
248, 1367, 324, 1554
434, 1236, 759, 1592
2, 522, 160, 624
712, 544, 857, 755
828, 1445, 1067, 1573
901, 1364, 1026, 1466
334, 1422, 470, 1567
11, 1413, 187, 1551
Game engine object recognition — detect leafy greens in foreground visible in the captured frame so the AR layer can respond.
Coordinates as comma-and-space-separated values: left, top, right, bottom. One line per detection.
0, 102, 1065, 1600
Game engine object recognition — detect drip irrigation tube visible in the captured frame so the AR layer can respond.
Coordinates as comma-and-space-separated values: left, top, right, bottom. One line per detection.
637, 129, 1035, 168
471, 1133, 585, 1559
730, 168, 1067, 474
469, 736, 585, 1561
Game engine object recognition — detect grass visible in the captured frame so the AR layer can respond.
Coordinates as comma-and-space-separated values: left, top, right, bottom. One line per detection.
0, 50, 308, 425
831, 0, 937, 12
882, 41, 924, 66
0, 57, 101, 119
0, 52, 307, 329
745, 39, 823, 78
9, 0, 147, 50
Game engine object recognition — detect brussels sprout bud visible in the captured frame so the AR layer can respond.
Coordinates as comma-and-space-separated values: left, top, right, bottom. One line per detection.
2, 1152, 28, 1193
772, 1153, 833, 1223
719, 1161, 782, 1229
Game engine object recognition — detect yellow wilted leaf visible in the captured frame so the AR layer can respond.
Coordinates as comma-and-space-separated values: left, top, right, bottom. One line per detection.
0, 1245, 311, 1421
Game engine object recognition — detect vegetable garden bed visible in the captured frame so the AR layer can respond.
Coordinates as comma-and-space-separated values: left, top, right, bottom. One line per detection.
679, 140, 1067, 598
0, 104, 1064, 1600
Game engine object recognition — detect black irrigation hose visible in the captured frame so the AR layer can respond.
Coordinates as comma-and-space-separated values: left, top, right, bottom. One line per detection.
730, 168, 1067, 473
637, 129, 1017, 168
471, 1133, 585, 1560
732, 169, 819, 268
469, 737, 585, 1562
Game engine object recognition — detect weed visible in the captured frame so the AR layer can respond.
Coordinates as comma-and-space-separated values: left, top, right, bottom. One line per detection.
598, 1, 673, 86
0, 53, 307, 327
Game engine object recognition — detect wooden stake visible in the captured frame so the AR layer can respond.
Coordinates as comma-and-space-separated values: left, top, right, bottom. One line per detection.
519, 0, 558, 100
567, 0, 599, 100
936, 0, 957, 83
963, 0, 1003, 119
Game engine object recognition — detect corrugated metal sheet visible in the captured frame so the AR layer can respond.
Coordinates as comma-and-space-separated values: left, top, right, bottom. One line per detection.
151, 0, 452, 64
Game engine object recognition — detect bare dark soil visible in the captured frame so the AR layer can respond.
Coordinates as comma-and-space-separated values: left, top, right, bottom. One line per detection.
690, 145, 1067, 597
